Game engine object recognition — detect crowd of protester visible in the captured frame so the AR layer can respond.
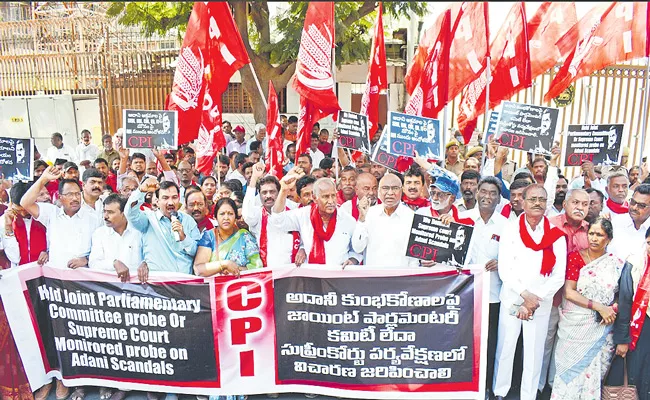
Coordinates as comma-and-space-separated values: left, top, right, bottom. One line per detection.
1, 120, 650, 400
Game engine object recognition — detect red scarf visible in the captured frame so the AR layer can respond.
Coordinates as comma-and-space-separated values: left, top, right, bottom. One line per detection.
308, 203, 337, 264
630, 255, 650, 350
606, 197, 629, 214
336, 190, 347, 206
500, 203, 512, 218
519, 214, 566, 276
402, 194, 430, 209
351, 196, 359, 221
196, 217, 214, 233
260, 207, 300, 267
12, 216, 47, 265
428, 205, 475, 226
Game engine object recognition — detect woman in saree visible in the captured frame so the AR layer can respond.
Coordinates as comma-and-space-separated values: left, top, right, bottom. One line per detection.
608, 225, 650, 399
194, 197, 262, 278
551, 218, 623, 399
200, 175, 217, 216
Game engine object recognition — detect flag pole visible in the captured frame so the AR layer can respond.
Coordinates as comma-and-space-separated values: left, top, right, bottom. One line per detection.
480, 56, 491, 170
639, 57, 650, 166
441, 105, 448, 169
332, 33, 340, 183
248, 63, 268, 109
581, 77, 590, 124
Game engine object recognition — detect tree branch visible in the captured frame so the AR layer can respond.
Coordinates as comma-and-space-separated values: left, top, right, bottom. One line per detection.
341, 0, 377, 29
249, 1, 271, 58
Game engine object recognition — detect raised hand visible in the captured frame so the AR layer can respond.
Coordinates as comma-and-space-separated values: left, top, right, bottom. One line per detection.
41, 166, 62, 183
139, 177, 160, 193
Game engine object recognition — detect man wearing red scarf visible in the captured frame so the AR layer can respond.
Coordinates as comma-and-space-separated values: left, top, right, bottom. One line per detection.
336, 166, 357, 206
402, 167, 430, 211
493, 184, 567, 400
242, 164, 302, 267
609, 185, 650, 262
271, 175, 361, 266
340, 172, 377, 221
602, 170, 631, 216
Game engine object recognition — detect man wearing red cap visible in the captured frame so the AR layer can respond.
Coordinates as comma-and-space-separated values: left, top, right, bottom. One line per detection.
226, 125, 248, 156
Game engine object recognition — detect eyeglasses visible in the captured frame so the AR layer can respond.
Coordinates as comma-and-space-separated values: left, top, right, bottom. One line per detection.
60, 191, 81, 199
178, 168, 192, 173
630, 198, 649, 210
525, 197, 547, 204
380, 185, 402, 193
429, 189, 451, 199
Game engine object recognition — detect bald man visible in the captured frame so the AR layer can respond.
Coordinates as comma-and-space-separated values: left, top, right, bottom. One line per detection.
340, 172, 378, 220
353, 174, 418, 267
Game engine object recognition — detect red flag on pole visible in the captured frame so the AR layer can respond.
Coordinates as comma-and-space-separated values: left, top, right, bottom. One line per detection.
360, 3, 388, 141
544, 2, 648, 102
265, 81, 284, 178
404, 9, 451, 119
447, 2, 490, 102
166, 1, 250, 175
292, 1, 341, 157
457, 2, 531, 141
527, 2, 577, 80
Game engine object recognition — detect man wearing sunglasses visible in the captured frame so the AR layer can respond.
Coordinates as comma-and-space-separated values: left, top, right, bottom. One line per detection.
608, 184, 650, 260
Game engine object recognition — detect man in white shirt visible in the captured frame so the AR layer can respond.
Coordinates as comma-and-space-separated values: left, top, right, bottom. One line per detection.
246, 123, 267, 154
76, 129, 99, 165
352, 173, 418, 268
340, 172, 378, 220
20, 166, 102, 269
243, 163, 298, 267
271, 176, 361, 266
458, 176, 507, 399
308, 133, 325, 171
225, 153, 248, 186
81, 168, 105, 217
45, 132, 77, 164
602, 169, 631, 216
89, 193, 144, 280
568, 161, 607, 193
455, 169, 480, 212
493, 184, 567, 400
546, 175, 568, 217
225, 125, 248, 155
608, 184, 650, 261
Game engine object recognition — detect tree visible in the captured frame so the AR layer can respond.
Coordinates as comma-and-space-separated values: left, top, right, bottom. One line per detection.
106, 1, 427, 123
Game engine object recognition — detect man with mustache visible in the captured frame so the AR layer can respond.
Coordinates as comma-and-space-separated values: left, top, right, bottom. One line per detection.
81, 168, 106, 217
340, 172, 378, 221
296, 175, 316, 207
498, 179, 532, 221
608, 184, 650, 261
493, 184, 567, 400
336, 166, 357, 206
601, 170, 631, 216
402, 166, 430, 211
585, 187, 605, 223
458, 177, 507, 399
352, 173, 417, 268
125, 178, 200, 275
271, 175, 361, 267
538, 189, 590, 394
546, 175, 568, 217
455, 170, 480, 212
20, 166, 103, 400
184, 189, 214, 233
243, 163, 302, 267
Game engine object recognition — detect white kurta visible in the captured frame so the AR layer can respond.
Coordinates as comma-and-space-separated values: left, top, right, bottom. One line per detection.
608, 213, 650, 261
89, 224, 144, 271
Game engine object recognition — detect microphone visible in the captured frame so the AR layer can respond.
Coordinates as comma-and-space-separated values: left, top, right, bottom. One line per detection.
170, 211, 181, 242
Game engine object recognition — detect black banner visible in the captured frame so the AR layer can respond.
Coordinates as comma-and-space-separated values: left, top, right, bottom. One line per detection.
336, 110, 370, 154
482, 111, 499, 144
123, 109, 178, 150
25, 276, 216, 382
563, 124, 624, 166
494, 101, 559, 155
406, 214, 473, 267
274, 274, 475, 387
0, 137, 33, 181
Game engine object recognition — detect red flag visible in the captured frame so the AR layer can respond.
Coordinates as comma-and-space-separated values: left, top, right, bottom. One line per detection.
447, 2, 490, 102
292, 1, 341, 157
265, 81, 284, 178
167, 2, 250, 175
456, 2, 531, 142
404, 3, 462, 95
527, 2, 577, 80
359, 3, 388, 139
404, 9, 451, 119
544, 2, 648, 102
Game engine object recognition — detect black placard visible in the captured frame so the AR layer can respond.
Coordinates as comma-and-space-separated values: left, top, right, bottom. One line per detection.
406, 214, 473, 267
123, 109, 178, 150
494, 101, 559, 155
26, 277, 217, 382
482, 111, 499, 144
563, 124, 624, 167
336, 110, 370, 154
0, 137, 33, 181
274, 274, 475, 386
